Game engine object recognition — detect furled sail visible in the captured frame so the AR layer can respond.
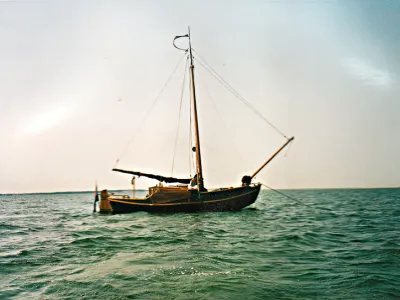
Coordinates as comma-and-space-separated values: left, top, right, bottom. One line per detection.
112, 168, 191, 184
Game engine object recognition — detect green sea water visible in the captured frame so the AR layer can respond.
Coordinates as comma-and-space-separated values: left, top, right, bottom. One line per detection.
1, 188, 399, 299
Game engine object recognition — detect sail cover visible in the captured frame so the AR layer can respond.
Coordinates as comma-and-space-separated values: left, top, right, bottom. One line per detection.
112, 168, 191, 184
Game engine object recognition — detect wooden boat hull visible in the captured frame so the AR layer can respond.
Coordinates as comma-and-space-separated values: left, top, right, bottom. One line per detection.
108, 184, 261, 213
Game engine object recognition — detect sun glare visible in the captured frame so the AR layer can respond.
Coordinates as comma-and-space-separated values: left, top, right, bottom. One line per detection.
22, 103, 72, 135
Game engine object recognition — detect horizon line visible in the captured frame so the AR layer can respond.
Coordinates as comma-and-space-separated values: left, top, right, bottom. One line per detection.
1, 185, 399, 195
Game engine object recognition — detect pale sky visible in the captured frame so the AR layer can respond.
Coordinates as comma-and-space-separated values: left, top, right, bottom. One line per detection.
1, 0, 399, 193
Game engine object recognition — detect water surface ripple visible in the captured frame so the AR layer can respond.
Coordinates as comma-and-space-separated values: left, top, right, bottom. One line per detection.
1, 189, 399, 299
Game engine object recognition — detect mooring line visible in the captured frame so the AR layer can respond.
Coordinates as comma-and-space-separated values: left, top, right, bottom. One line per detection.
261, 183, 334, 213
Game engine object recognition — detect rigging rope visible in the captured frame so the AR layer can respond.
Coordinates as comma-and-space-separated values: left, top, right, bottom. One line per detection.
261, 183, 334, 213
189, 69, 196, 176
171, 58, 189, 176
192, 50, 288, 139
189, 75, 193, 177
197, 75, 249, 173
113, 53, 187, 168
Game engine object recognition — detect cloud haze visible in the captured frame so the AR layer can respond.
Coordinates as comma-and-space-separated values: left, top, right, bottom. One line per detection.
0, 0, 399, 193
344, 57, 395, 88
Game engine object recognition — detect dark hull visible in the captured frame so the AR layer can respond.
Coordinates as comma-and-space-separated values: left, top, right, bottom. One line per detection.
108, 184, 261, 213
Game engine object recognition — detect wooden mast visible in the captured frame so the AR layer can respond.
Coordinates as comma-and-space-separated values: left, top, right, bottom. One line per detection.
188, 28, 204, 190
251, 136, 294, 179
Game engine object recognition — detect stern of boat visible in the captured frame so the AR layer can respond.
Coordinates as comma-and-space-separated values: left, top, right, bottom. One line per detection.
99, 189, 113, 213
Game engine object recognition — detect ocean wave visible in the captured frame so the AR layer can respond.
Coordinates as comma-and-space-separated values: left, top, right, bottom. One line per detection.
0, 189, 399, 299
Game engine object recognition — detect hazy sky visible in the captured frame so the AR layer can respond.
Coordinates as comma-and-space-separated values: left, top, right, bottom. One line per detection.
1, 0, 399, 193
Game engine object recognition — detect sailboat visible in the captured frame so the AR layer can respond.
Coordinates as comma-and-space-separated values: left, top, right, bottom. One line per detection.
100, 29, 294, 213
